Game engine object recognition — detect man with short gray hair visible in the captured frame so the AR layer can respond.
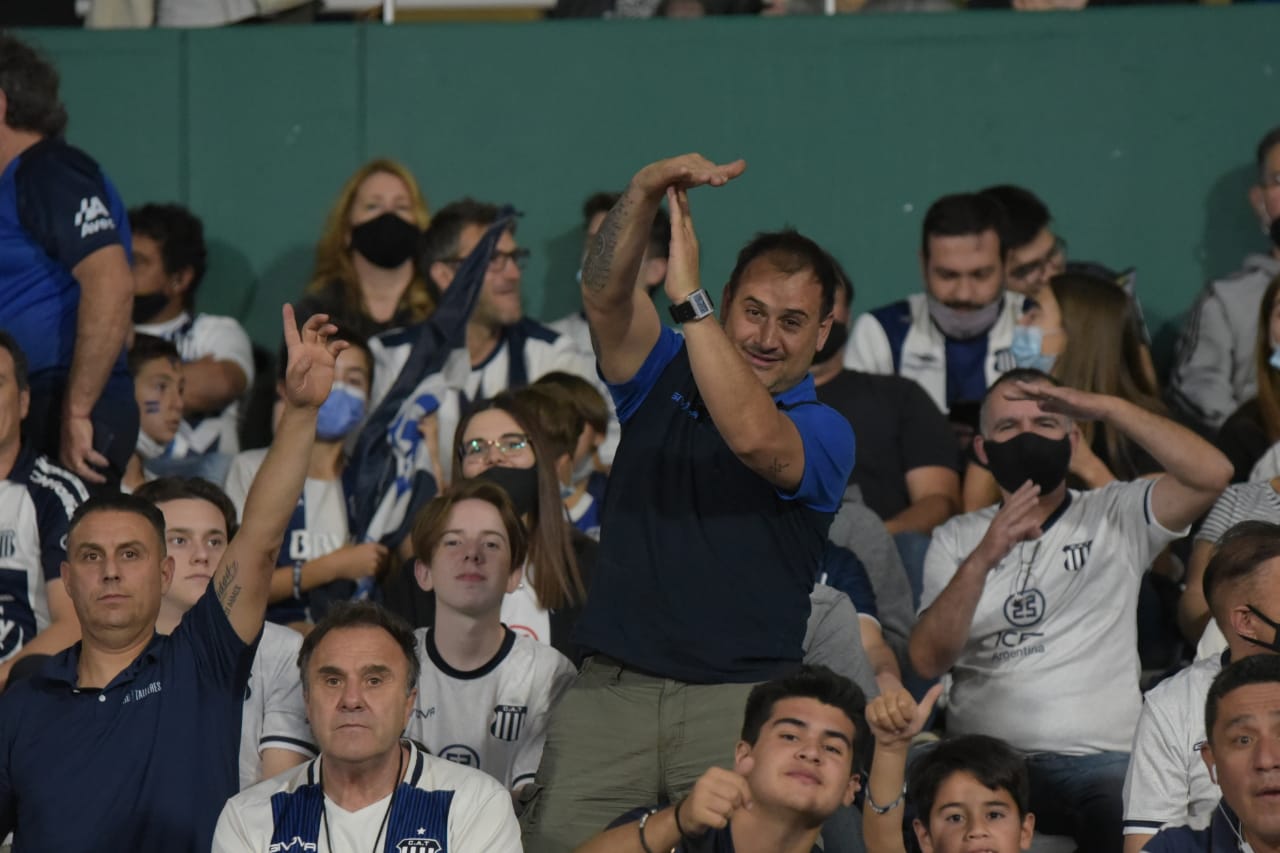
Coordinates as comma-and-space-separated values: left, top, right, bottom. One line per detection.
212, 600, 521, 853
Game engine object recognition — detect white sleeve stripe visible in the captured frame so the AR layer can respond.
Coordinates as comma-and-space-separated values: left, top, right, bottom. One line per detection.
511, 772, 536, 788
33, 457, 89, 502
30, 468, 81, 520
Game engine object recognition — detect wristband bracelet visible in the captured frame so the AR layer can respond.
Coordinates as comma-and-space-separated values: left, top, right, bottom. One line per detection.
673, 797, 695, 841
292, 563, 303, 601
638, 808, 659, 853
867, 782, 907, 815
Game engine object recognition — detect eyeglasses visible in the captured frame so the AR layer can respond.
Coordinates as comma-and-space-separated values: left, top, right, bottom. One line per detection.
460, 433, 530, 460
1008, 238, 1067, 286
443, 248, 531, 273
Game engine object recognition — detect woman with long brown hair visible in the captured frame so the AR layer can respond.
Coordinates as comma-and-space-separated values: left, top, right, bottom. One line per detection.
296, 158, 433, 339
1216, 274, 1280, 482
963, 272, 1165, 509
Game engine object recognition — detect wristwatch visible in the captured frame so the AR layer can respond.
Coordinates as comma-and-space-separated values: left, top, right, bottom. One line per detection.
668, 289, 714, 324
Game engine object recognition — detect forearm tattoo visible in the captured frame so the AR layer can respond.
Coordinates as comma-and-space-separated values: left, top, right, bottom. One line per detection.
581, 191, 635, 293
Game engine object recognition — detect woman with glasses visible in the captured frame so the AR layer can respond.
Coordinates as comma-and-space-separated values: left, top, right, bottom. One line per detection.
381, 389, 592, 662
296, 159, 432, 340
452, 392, 590, 660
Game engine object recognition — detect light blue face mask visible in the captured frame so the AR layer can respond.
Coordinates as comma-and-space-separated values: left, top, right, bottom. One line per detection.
315, 382, 367, 441
1010, 325, 1057, 374
1270, 345, 1280, 372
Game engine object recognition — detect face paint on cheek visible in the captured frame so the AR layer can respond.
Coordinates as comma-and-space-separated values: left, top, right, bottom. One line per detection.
143, 400, 161, 415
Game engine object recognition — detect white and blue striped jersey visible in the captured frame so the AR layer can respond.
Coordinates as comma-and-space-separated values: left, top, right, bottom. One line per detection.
0, 448, 86, 659
212, 741, 521, 853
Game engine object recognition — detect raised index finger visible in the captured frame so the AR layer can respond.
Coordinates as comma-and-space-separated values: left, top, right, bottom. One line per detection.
281, 304, 301, 348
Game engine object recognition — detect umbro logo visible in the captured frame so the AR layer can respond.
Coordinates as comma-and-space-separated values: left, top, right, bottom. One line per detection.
73, 196, 115, 238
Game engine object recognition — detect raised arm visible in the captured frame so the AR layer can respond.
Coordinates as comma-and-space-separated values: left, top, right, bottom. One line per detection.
181, 356, 249, 414
863, 684, 942, 853
214, 306, 342, 643
1012, 381, 1232, 531
909, 481, 1043, 679
669, 186, 817, 492
582, 154, 744, 384
61, 245, 133, 483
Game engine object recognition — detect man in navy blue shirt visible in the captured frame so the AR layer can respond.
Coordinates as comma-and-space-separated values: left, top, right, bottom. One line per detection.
0, 306, 343, 852
0, 34, 136, 490
521, 154, 855, 851
1143, 654, 1280, 853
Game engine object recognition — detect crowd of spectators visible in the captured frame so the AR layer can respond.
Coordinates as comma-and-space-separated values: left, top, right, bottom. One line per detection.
6, 26, 1280, 853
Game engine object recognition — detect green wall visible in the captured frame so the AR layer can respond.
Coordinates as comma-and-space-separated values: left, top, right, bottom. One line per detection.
24, 9, 1280, 363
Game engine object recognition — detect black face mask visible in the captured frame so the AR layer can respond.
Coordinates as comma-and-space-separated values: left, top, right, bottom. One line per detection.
132, 291, 170, 324
1269, 217, 1280, 251
350, 212, 420, 270
1241, 605, 1280, 653
475, 465, 540, 519
982, 431, 1072, 494
813, 320, 848, 366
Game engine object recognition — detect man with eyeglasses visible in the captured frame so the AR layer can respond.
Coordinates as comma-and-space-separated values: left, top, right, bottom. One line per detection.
980, 184, 1067, 295
412, 198, 595, 411
1170, 126, 1280, 436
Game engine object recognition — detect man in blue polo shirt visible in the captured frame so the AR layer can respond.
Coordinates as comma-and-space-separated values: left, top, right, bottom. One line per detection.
0, 33, 136, 490
521, 154, 855, 851
0, 306, 343, 852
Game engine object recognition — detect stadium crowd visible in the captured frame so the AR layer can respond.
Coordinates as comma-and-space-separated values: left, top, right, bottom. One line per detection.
4, 27, 1280, 853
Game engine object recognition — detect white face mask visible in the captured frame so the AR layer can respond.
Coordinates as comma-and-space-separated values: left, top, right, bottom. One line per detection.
135, 430, 168, 461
